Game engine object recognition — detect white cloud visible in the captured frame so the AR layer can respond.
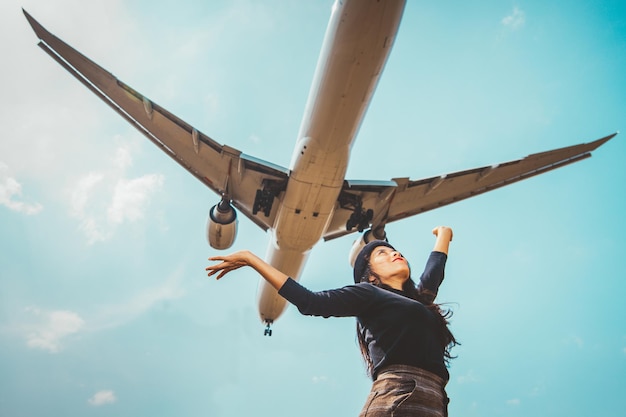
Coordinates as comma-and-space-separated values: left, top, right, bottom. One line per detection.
312, 375, 328, 384
0, 163, 43, 215
502, 7, 526, 30
507, 398, 521, 406
70, 172, 105, 216
88, 390, 117, 406
25, 308, 85, 353
68, 146, 164, 244
113, 146, 133, 170
107, 174, 164, 224
70, 172, 109, 244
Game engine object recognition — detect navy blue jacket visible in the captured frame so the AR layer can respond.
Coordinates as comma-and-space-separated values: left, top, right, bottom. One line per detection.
278, 251, 449, 380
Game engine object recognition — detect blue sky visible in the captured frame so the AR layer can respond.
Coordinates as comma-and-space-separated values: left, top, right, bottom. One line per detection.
1, 0, 625, 416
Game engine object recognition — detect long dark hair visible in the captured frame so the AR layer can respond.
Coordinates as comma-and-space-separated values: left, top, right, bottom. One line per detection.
356, 259, 459, 377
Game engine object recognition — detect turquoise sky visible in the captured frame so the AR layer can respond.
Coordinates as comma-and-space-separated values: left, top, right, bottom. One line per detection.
1, 1, 625, 416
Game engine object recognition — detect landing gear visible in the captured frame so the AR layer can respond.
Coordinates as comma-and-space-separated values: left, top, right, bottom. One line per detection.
252, 180, 285, 218
338, 192, 375, 233
253, 189, 274, 217
264, 319, 273, 337
346, 205, 373, 232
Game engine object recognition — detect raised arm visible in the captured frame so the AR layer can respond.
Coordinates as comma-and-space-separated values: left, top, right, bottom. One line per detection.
432, 226, 453, 254
416, 226, 454, 301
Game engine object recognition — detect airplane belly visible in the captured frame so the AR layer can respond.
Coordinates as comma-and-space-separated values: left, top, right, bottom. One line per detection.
273, 178, 339, 252
290, 135, 350, 186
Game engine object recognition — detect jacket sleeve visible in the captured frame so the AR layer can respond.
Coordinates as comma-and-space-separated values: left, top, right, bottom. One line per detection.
416, 251, 448, 303
278, 278, 377, 318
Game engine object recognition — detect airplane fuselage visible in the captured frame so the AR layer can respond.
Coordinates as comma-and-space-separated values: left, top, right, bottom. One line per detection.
258, 0, 406, 322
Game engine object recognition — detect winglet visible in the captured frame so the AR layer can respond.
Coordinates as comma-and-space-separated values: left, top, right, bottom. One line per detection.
22, 8, 50, 41
589, 132, 618, 150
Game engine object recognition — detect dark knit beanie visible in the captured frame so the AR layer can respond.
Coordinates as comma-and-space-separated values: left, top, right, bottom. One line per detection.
352, 240, 395, 284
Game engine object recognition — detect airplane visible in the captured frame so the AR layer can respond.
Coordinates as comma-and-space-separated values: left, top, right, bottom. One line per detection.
24, 1, 616, 336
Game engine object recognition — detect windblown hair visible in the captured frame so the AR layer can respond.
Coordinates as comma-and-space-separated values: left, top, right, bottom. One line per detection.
356, 258, 459, 377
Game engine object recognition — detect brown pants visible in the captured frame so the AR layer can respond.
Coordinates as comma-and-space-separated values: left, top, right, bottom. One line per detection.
359, 365, 449, 417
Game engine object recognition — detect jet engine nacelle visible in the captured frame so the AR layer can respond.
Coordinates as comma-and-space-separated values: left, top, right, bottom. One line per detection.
348, 228, 387, 267
206, 200, 238, 249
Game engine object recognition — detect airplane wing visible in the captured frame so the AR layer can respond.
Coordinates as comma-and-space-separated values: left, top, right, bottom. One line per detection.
23, 10, 288, 231
323, 132, 617, 240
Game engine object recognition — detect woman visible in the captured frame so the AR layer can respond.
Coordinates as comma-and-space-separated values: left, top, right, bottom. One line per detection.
206, 226, 457, 417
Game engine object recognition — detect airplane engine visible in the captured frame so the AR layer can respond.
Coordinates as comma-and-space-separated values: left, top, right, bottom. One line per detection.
206, 200, 238, 249
348, 228, 387, 267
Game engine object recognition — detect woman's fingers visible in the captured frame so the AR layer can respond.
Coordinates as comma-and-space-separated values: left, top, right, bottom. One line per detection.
206, 258, 246, 279
207, 250, 253, 280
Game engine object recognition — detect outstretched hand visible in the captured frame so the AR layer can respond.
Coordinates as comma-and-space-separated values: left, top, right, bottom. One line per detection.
206, 249, 290, 290
206, 250, 252, 280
